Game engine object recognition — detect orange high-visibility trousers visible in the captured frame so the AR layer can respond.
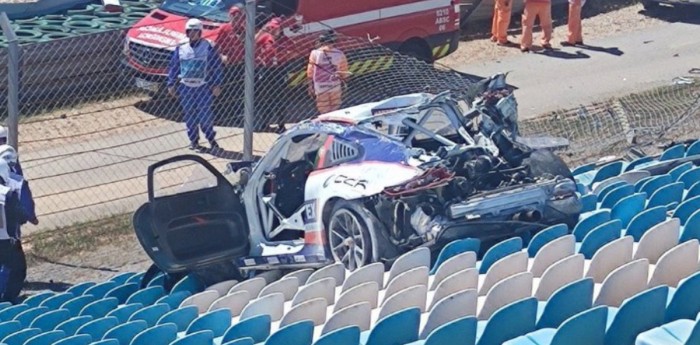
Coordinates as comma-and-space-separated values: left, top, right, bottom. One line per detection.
567, 0, 583, 44
521, 1, 553, 49
492, 0, 512, 44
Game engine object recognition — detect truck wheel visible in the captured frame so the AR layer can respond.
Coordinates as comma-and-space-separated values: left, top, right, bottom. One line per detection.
398, 40, 433, 64
327, 200, 384, 271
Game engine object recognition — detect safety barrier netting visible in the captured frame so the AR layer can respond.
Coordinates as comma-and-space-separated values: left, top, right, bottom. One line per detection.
0, 2, 479, 234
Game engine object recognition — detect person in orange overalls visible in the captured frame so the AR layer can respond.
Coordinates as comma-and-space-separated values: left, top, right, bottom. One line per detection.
490, 0, 513, 45
562, 0, 585, 46
215, 5, 246, 65
520, 0, 553, 52
255, 18, 282, 67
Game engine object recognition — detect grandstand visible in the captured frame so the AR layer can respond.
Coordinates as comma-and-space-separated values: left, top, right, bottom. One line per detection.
2, 141, 700, 344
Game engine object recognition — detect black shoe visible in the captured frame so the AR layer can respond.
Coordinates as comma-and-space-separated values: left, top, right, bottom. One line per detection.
542, 44, 553, 50
521, 47, 530, 53
189, 142, 205, 152
209, 140, 220, 149
561, 41, 576, 47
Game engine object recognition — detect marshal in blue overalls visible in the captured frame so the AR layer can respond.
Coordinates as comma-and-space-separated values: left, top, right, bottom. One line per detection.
167, 18, 224, 151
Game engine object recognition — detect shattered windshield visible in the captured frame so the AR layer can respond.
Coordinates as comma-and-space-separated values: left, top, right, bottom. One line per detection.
161, 0, 244, 22
363, 107, 458, 141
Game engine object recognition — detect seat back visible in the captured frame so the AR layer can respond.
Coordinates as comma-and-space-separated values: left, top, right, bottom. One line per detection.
341, 263, 384, 293
128, 303, 171, 328
425, 316, 477, 345
534, 254, 584, 301
102, 320, 149, 345
430, 252, 477, 291
477, 297, 537, 345
610, 193, 647, 229
185, 308, 232, 338
530, 235, 576, 278
551, 306, 608, 345
585, 236, 634, 284
157, 305, 198, 332
313, 326, 360, 345
479, 237, 523, 274
537, 278, 594, 329
665, 271, 700, 322
648, 239, 700, 288
431, 238, 481, 274
479, 252, 528, 296
75, 316, 119, 340
572, 210, 611, 243
208, 290, 250, 316
180, 290, 220, 313
594, 259, 649, 308
30, 308, 71, 333
422, 289, 477, 339
307, 263, 345, 288
80, 297, 119, 319
647, 182, 685, 209
579, 219, 622, 259
633, 218, 680, 264
131, 323, 178, 345
478, 272, 533, 320
334, 281, 379, 312
386, 247, 430, 286
221, 314, 271, 344
527, 224, 569, 258
605, 285, 668, 345
292, 277, 336, 307
365, 308, 421, 345
600, 184, 634, 210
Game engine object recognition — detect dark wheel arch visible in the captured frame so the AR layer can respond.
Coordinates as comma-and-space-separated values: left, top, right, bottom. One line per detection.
398, 38, 433, 64
525, 149, 574, 181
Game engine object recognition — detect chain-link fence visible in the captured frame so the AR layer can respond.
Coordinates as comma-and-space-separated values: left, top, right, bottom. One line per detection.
0, 0, 698, 237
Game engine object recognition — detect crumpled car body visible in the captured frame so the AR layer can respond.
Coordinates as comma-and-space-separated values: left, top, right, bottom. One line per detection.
133, 73, 582, 284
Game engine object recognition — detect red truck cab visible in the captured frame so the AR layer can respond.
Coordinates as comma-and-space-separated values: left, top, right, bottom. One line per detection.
123, 0, 461, 92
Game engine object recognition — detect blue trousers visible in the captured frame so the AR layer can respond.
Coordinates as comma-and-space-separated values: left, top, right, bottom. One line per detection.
178, 84, 216, 144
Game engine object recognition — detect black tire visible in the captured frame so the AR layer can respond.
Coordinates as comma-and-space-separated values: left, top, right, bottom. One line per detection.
525, 149, 574, 181
326, 200, 385, 271
398, 40, 433, 64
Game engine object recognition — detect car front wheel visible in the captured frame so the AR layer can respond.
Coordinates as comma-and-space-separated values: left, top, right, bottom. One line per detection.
327, 200, 377, 271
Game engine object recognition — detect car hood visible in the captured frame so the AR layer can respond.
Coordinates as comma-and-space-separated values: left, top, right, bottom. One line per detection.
127, 9, 220, 48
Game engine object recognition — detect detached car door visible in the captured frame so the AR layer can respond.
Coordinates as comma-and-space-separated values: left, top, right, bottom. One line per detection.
133, 155, 250, 275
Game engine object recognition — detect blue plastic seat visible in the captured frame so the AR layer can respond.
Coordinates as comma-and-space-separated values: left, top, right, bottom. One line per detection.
610, 192, 647, 229
604, 285, 668, 345
23, 292, 56, 308
572, 163, 596, 177
0, 304, 29, 321
130, 323, 178, 345
0, 302, 10, 312
266, 320, 314, 345
430, 238, 480, 274
102, 320, 148, 345
223, 337, 254, 345
647, 182, 685, 209
671, 195, 700, 226
670, 162, 694, 181
80, 297, 119, 319
41, 293, 76, 310
62, 295, 99, 317
1, 327, 41, 345
423, 316, 477, 345
686, 140, 700, 156
636, 314, 700, 345
313, 326, 361, 345
476, 297, 537, 345
30, 308, 71, 332
125, 272, 146, 285
362, 308, 420, 345
572, 210, 611, 242
105, 283, 140, 305
685, 181, 700, 201
90, 340, 119, 345
0, 320, 21, 340
174, 330, 214, 345
66, 282, 96, 296
506, 306, 608, 345
624, 156, 654, 172
109, 272, 138, 286
83, 281, 119, 299
660, 144, 686, 161
639, 175, 674, 198
185, 309, 231, 338
680, 209, 700, 242
591, 161, 624, 187
106, 303, 143, 324
477, 237, 523, 274
24, 330, 66, 345
128, 303, 171, 328
624, 206, 667, 242
220, 314, 271, 344
157, 305, 198, 333
171, 275, 203, 295
665, 271, 700, 323
600, 184, 634, 210
577, 220, 622, 259
579, 194, 597, 213
147, 273, 167, 289
14, 306, 49, 327
536, 278, 594, 330
679, 167, 700, 190
596, 181, 628, 201
126, 286, 165, 307
155, 291, 192, 310
527, 224, 568, 258
53, 334, 93, 345
75, 316, 119, 340
55, 315, 94, 336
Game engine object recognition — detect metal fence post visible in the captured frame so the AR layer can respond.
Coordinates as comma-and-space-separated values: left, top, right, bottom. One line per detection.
243, 0, 256, 161
0, 12, 19, 150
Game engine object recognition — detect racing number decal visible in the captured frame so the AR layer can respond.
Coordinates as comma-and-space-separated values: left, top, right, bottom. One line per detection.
304, 201, 317, 223
435, 8, 450, 32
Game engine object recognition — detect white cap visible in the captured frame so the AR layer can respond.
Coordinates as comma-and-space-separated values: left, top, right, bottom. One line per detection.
0, 159, 10, 185
185, 18, 203, 31
0, 126, 7, 140
0, 145, 17, 166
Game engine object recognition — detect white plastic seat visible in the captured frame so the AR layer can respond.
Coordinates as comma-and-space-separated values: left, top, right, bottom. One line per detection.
584, 235, 633, 284
633, 218, 680, 264
648, 239, 700, 288
384, 247, 431, 287
204, 280, 238, 297
479, 252, 528, 296
377, 285, 427, 322
429, 268, 478, 311
429, 251, 477, 291
229, 277, 267, 298
282, 268, 315, 286
258, 277, 299, 301
334, 281, 379, 312
381, 266, 429, 305
341, 262, 384, 293
180, 290, 219, 314
307, 263, 346, 288
533, 254, 584, 301
322, 301, 371, 335
207, 290, 250, 316
477, 271, 533, 320
292, 277, 336, 307
239, 292, 285, 321
593, 258, 649, 307
529, 235, 576, 278
280, 297, 328, 327
420, 288, 477, 339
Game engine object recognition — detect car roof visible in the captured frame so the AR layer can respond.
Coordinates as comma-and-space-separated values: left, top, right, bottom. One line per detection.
316, 93, 433, 125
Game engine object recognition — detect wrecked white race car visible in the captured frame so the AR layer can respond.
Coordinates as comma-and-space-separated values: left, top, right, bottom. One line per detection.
133, 74, 582, 287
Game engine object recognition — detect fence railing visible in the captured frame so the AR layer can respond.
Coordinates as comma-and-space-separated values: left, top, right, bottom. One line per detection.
0, 2, 698, 236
